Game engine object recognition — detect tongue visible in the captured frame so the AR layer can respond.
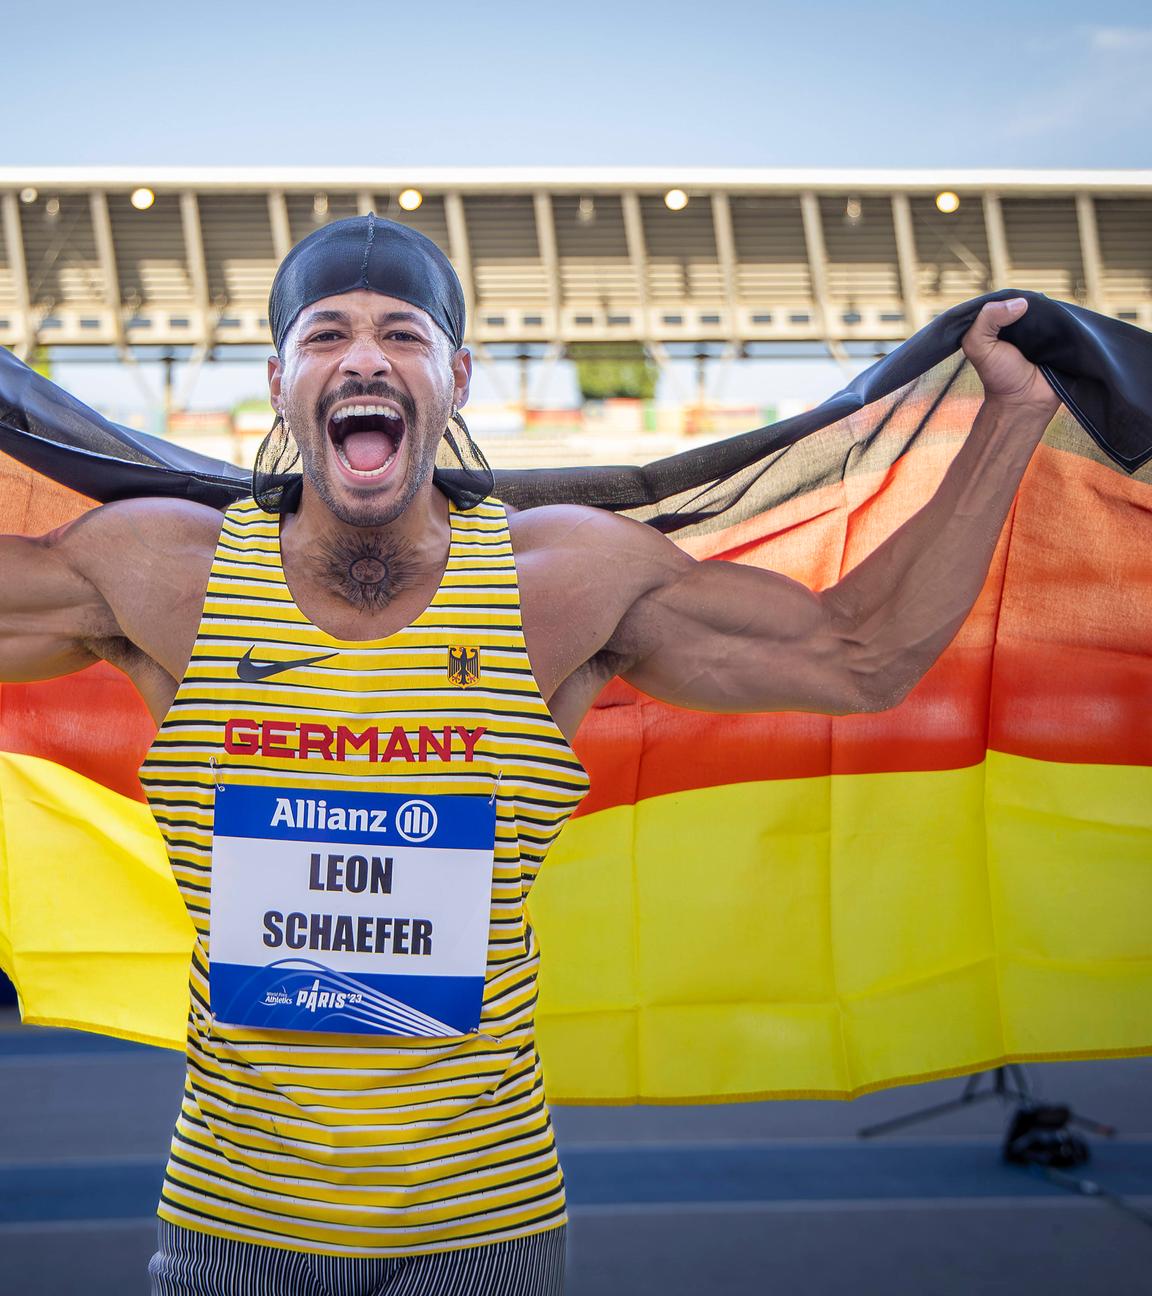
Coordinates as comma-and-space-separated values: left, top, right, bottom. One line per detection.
341, 430, 395, 473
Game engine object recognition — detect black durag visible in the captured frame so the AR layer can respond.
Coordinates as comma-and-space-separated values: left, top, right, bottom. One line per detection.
268, 214, 466, 355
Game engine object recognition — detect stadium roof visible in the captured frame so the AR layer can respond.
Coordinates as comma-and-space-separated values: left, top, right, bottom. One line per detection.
3, 167, 1152, 193
3, 169, 1149, 359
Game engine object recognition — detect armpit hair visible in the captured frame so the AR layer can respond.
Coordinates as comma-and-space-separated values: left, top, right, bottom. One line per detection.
587, 645, 634, 687
81, 632, 175, 685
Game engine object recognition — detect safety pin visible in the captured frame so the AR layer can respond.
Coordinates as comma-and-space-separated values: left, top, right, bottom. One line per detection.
208, 756, 225, 792
488, 770, 503, 805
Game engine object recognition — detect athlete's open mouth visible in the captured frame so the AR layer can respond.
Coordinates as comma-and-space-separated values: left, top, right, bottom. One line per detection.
326, 403, 406, 477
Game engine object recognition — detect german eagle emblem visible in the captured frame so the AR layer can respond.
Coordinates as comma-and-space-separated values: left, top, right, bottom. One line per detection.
447, 646, 481, 688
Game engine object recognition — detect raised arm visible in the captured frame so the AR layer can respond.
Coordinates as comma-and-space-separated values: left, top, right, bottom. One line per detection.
597, 299, 1060, 716
0, 519, 119, 682
0, 499, 222, 715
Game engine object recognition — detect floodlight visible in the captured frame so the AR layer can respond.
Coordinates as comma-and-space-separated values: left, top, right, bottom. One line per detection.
664, 189, 689, 211
845, 197, 863, 226
576, 196, 596, 225
19, 187, 37, 204
313, 193, 329, 219
130, 188, 156, 211
45, 197, 60, 218
398, 188, 423, 212
935, 191, 960, 214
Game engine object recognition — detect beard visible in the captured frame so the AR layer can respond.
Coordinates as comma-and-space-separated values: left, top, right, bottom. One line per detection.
288, 378, 452, 529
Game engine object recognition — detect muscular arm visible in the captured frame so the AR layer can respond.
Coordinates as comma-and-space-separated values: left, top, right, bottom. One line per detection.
612, 394, 1050, 715
0, 500, 222, 710
0, 521, 118, 681
538, 299, 1060, 721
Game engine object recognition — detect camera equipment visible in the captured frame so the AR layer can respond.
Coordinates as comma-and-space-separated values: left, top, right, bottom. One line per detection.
857, 1066, 1152, 1231
1002, 1102, 1090, 1168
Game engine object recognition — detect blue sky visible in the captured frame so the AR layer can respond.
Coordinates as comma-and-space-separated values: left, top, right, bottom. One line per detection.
8, 2, 1152, 168
13, 2, 1152, 418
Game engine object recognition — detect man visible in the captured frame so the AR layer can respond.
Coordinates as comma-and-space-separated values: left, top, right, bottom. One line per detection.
0, 216, 1058, 1295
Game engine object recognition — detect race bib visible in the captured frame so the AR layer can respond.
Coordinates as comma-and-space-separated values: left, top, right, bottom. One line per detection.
209, 785, 496, 1037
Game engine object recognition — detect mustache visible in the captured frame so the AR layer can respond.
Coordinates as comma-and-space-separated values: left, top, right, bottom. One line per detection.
316, 380, 418, 427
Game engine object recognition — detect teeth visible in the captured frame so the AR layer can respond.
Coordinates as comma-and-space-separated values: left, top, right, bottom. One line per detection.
331, 404, 402, 422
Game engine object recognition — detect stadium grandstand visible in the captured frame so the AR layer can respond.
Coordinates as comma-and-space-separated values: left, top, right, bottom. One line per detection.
3, 167, 1150, 351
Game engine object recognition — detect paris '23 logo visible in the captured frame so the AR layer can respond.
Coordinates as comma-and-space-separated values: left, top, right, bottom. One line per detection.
447, 646, 481, 688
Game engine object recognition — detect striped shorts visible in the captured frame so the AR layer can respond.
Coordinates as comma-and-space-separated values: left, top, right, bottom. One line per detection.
148, 1220, 567, 1296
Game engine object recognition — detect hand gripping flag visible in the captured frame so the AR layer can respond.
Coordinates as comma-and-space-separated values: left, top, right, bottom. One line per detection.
0, 290, 1149, 1099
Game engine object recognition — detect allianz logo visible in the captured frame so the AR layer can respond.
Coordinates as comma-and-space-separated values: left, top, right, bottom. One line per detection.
271, 797, 388, 833
269, 796, 439, 842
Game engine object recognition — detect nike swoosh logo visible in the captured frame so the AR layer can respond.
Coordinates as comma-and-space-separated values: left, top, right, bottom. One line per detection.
236, 647, 338, 682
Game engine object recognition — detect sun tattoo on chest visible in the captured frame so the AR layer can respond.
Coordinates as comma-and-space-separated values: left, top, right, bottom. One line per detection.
312, 530, 421, 612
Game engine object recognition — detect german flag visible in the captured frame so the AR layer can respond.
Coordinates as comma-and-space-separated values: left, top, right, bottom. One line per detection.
0, 458, 193, 1045
533, 368, 1152, 1101
1, 292, 1150, 1101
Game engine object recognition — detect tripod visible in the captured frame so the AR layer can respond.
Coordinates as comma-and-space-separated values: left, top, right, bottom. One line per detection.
856, 1065, 1114, 1141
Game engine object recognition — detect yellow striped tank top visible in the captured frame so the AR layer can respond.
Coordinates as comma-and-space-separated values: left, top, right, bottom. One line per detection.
139, 495, 589, 1257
